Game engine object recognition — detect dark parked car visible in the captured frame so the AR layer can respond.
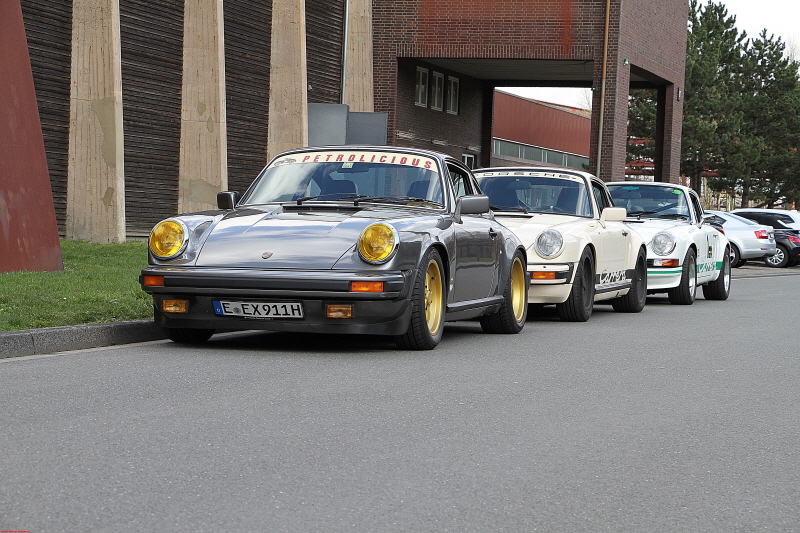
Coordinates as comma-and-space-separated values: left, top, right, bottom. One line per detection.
140, 146, 529, 350
731, 209, 800, 268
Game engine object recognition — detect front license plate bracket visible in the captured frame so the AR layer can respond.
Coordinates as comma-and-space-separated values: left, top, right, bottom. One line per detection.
212, 300, 304, 318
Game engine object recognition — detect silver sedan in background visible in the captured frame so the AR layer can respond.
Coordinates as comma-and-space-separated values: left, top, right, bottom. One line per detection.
706, 210, 776, 267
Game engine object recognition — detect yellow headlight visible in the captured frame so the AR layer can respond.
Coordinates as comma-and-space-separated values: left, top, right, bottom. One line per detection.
358, 223, 398, 264
149, 219, 187, 259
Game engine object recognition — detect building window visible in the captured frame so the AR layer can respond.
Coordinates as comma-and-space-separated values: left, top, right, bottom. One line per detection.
446, 76, 459, 114
462, 154, 475, 169
431, 72, 444, 111
415, 67, 429, 107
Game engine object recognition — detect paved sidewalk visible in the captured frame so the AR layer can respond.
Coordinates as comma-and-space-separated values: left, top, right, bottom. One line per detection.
0, 319, 166, 359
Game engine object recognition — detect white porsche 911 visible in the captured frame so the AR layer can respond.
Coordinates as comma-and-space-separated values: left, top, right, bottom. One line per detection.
474, 168, 648, 322
607, 181, 731, 304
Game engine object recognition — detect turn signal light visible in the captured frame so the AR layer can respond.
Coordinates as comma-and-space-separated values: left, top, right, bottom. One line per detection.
143, 275, 165, 287
161, 299, 188, 313
350, 281, 384, 292
532, 271, 556, 280
652, 259, 679, 267
326, 305, 353, 318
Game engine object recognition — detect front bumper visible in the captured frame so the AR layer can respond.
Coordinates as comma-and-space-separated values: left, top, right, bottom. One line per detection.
646, 259, 683, 290
526, 262, 575, 304
141, 266, 415, 336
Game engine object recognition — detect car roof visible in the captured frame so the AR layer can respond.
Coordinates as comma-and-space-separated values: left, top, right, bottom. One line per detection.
732, 207, 799, 214
473, 166, 597, 181
606, 181, 690, 191
273, 145, 455, 165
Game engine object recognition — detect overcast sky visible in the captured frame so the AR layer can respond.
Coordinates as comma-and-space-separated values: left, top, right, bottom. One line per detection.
502, 0, 798, 109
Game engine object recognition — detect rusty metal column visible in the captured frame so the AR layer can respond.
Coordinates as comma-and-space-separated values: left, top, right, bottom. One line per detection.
66, 0, 126, 243
342, 0, 374, 112
0, 0, 63, 272
178, 0, 228, 214
267, 0, 308, 161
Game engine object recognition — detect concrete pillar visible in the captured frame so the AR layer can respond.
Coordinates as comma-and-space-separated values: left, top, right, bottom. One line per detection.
66, 0, 126, 243
267, 0, 308, 161
178, 0, 228, 214
343, 0, 374, 112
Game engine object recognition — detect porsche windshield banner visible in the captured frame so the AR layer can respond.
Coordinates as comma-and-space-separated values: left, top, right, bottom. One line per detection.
269, 151, 440, 173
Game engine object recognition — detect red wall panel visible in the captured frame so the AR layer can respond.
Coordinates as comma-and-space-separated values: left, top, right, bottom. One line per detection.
0, 0, 62, 272
493, 90, 591, 156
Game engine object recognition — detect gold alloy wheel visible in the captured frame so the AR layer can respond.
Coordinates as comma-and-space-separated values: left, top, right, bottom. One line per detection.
510, 257, 526, 322
424, 259, 444, 335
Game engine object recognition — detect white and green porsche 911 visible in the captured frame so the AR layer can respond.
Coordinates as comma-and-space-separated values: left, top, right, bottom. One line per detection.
607, 181, 731, 304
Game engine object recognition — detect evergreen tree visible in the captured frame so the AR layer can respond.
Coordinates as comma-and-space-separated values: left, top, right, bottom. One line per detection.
681, 0, 746, 195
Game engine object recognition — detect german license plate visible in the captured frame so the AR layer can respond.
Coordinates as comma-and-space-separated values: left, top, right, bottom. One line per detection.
212, 300, 304, 318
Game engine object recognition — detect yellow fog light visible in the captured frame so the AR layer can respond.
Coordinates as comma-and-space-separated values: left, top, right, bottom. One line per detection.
326, 304, 353, 318
162, 299, 189, 313
150, 219, 188, 259
358, 223, 398, 264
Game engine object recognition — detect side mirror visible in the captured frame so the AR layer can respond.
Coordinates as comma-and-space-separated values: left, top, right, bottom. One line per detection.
217, 191, 240, 210
458, 195, 490, 215
600, 206, 627, 223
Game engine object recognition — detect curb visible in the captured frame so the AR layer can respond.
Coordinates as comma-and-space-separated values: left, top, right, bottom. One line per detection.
0, 320, 166, 359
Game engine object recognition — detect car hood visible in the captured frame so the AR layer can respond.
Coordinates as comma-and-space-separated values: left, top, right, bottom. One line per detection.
493, 213, 595, 245
622, 218, 691, 243
195, 206, 427, 269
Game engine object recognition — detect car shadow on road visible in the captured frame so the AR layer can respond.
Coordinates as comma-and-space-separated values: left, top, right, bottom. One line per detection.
197, 321, 488, 354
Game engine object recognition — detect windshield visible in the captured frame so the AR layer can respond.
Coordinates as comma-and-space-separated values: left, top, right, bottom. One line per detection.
608, 184, 690, 220
476, 174, 592, 216
240, 150, 444, 207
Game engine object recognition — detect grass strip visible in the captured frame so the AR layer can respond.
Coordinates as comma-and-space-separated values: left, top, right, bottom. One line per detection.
0, 240, 152, 331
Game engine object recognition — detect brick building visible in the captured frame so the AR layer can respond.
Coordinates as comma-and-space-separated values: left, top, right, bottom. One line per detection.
10, 0, 688, 244
376, 0, 688, 185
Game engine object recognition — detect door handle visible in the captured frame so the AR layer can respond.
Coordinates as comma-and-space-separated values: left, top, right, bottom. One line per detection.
488, 228, 498, 238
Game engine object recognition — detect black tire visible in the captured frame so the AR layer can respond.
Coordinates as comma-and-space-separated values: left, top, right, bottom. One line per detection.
395, 248, 446, 350
702, 247, 731, 300
765, 245, 789, 268
556, 248, 595, 322
788, 260, 798, 267
611, 248, 647, 313
730, 244, 743, 268
480, 251, 528, 333
668, 248, 697, 305
164, 327, 215, 344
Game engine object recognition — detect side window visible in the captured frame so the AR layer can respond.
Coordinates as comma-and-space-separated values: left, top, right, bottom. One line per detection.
447, 165, 473, 199
689, 193, 704, 224
591, 182, 611, 215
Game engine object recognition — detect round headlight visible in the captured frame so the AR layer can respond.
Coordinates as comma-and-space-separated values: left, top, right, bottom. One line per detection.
358, 223, 399, 264
535, 229, 564, 258
149, 219, 188, 259
651, 231, 676, 256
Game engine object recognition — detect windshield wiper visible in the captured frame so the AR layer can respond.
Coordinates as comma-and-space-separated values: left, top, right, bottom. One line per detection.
491, 204, 529, 213
339, 195, 443, 207
626, 210, 658, 218
656, 213, 690, 220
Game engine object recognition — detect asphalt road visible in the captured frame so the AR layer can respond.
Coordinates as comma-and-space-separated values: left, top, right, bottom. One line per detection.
2, 266, 799, 532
